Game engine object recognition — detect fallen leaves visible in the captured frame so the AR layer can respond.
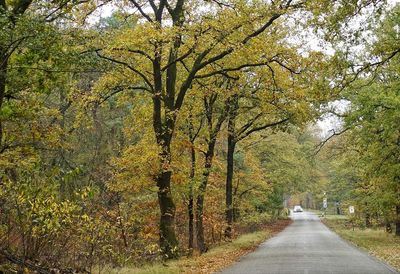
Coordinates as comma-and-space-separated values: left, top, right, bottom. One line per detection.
180, 219, 293, 274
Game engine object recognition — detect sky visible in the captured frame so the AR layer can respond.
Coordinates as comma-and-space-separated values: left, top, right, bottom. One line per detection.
316, 101, 350, 138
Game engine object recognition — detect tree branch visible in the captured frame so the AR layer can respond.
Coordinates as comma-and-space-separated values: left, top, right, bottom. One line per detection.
128, 0, 153, 22
238, 186, 259, 199
95, 49, 154, 91
162, 46, 195, 71
195, 60, 275, 79
314, 127, 350, 155
235, 112, 263, 139
271, 59, 301, 74
98, 85, 150, 105
237, 117, 290, 141
196, 12, 282, 72
347, 47, 400, 86
112, 47, 153, 62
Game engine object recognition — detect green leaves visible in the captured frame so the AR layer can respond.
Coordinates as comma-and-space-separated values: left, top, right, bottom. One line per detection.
320, 4, 400, 226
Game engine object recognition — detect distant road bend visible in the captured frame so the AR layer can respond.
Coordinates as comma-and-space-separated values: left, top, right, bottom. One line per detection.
220, 211, 399, 274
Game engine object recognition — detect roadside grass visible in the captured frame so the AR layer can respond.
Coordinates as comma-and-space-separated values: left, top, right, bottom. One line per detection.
105, 219, 292, 274
322, 218, 400, 271
307, 209, 348, 220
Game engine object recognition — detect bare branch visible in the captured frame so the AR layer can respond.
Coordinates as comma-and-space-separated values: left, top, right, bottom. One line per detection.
99, 85, 151, 105
95, 49, 154, 91
235, 112, 263, 139
112, 47, 153, 62
195, 60, 275, 79
346, 48, 400, 86
271, 59, 301, 74
243, 13, 281, 44
237, 117, 290, 141
238, 186, 259, 199
197, 13, 282, 71
1, 35, 35, 66
148, 0, 158, 15
314, 127, 350, 155
45, 0, 98, 22
128, 0, 153, 22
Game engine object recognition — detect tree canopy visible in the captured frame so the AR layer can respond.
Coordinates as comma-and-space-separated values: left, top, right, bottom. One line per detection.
0, 0, 398, 272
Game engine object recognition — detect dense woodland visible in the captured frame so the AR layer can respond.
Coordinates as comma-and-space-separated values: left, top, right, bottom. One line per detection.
0, 0, 399, 272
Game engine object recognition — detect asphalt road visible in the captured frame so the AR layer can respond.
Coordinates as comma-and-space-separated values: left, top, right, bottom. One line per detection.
220, 211, 399, 274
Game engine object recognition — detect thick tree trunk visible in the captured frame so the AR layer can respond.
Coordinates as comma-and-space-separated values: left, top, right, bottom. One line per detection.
225, 135, 236, 238
152, 31, 180, 258
195, 140, 216, 253
396, 205, 400, 236
155, 121, 178, 258
157, 164, 179, 259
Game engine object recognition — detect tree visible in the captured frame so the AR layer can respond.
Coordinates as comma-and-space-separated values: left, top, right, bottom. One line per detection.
93, 0, 317, 258
222, 53, 321, 237
0, 0, 100, 152
345, 4, 399, 234
195, 80, 230, 252
1, 0, 390, 267
0, 0, 34, 150
316, 3, 400, 234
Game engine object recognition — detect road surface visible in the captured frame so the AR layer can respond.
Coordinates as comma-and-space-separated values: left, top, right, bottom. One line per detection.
220, 211, 398, 274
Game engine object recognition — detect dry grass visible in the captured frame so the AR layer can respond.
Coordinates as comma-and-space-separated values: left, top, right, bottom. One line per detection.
323, 219, 400, 271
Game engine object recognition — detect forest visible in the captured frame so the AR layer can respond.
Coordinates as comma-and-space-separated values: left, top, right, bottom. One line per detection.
0, 0, 399, 273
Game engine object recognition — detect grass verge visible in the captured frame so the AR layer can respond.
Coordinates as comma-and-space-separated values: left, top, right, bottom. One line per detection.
307, 209, 348, 220
322, 218, 400, 271
108, 219, 292, 274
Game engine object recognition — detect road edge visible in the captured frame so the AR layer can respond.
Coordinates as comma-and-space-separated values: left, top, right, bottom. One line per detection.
319, 217, 400, 274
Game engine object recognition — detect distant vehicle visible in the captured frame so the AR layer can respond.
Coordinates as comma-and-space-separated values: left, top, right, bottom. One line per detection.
293, 205, 303, 212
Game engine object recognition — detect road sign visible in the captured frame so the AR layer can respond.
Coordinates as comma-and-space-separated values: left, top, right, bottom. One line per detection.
323, 198, 327, 209
349, 206, 355, 214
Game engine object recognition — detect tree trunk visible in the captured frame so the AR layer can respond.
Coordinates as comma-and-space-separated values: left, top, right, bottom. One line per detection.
194, 93, 228, 253
195, 188, 207, 253
188, 145, 195, 254
396, 205, 400, 236
188, 193, 194, 252
385, 218, 392, 233
225, 94, 238, 238
157, 165, 179, 259
195, 140, 216, 253
156, 134, 179, 258
152, 34, 180, 258
365, 212, 371, 228
225, 135, 236, 238
0, 53, 8, 149
336, 202, 341, 215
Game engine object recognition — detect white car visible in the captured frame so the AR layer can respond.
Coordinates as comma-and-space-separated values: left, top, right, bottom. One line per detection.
293, 205, 303, 212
